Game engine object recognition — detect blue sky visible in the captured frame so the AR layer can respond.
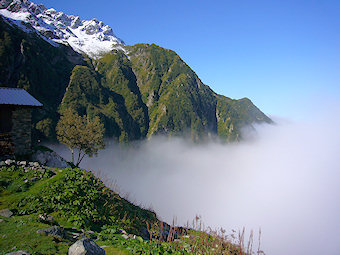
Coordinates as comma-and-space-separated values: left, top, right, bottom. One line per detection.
37, 0, 340, 119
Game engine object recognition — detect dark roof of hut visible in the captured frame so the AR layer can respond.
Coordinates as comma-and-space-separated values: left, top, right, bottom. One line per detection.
0, 87, 42, 107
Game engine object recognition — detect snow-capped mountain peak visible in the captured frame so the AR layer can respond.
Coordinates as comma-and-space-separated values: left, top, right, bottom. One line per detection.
0, 0, 125, 57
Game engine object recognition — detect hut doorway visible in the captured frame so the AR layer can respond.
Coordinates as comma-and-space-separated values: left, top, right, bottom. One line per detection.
0, 106, 13, 133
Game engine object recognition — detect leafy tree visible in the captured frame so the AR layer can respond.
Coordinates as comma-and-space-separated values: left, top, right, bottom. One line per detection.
36, 118, 53, 139
56, 109, 105, 166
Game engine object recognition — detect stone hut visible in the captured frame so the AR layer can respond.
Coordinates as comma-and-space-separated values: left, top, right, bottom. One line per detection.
0, 87, 42, 156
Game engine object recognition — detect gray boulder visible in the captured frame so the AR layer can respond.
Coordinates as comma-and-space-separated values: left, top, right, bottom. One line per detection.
0, 209, 13, 217
31, 150, 69, 168
68, 238, 105, 255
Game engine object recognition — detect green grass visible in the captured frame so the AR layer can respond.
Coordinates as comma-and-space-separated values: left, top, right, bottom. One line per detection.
0, 214, 70, 255
0, 165, 157, 254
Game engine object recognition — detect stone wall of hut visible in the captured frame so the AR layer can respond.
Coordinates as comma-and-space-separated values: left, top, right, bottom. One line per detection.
10, 108, 32, 155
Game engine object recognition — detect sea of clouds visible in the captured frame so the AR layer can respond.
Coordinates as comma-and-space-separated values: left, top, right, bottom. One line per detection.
51, 102, 340, 255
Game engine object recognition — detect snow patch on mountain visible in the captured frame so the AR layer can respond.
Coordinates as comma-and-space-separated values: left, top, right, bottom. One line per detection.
0, 0, 125, 57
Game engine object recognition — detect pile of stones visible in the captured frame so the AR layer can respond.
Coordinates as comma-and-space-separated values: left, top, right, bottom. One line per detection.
0, 159, 52, 173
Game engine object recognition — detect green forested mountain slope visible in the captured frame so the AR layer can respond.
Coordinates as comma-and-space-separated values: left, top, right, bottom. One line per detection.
61, 62, 147, 142
0, 16, 272, 142
216, 95, 272, 141
127, 44, 218, 140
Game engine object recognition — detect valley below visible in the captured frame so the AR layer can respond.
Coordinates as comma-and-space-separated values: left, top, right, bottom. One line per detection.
52, 109, 340, 255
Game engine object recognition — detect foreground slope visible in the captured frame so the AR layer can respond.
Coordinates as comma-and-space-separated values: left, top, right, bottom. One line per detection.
0, 160, 244, 254
0, 162, 157, 254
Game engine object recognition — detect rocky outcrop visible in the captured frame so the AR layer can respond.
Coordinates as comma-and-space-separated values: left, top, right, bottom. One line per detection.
31, 150, 69, 168
36, 226, 64, 239
68, 238, 105, 255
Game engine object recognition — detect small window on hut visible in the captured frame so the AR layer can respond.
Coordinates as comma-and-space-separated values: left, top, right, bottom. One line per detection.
0, 106, 12, 133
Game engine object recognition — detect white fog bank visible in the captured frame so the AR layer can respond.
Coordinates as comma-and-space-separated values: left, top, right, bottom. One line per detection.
51, 107, 340, 255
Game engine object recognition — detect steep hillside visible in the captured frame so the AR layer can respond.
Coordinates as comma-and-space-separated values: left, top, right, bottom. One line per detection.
216, 95, 272, 141
127, 44, 218, 140
60, 62, 147, 142
60, 45, 272, 142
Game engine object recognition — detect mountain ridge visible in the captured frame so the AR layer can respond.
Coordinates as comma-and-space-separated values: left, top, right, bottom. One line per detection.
0, 0, 272, 143
0, 0, 124, 57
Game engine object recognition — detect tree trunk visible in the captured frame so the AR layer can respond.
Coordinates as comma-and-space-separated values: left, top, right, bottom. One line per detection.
71, 148, 74, 165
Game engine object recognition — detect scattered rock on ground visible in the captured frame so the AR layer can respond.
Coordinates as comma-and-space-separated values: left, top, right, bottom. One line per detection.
32, 150, 69, 168
17, 161, 27, 167
0, 209, 13, 217
64, 227, 84, 241
121, 234, 129, 239
69, 232, 81, 238
68, 238, 105, 255
5, 251, 30, 255
37, 226, 64, 239
5, 159, 15, 166
117, 229, 127, 235
38, 213, 58, 225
